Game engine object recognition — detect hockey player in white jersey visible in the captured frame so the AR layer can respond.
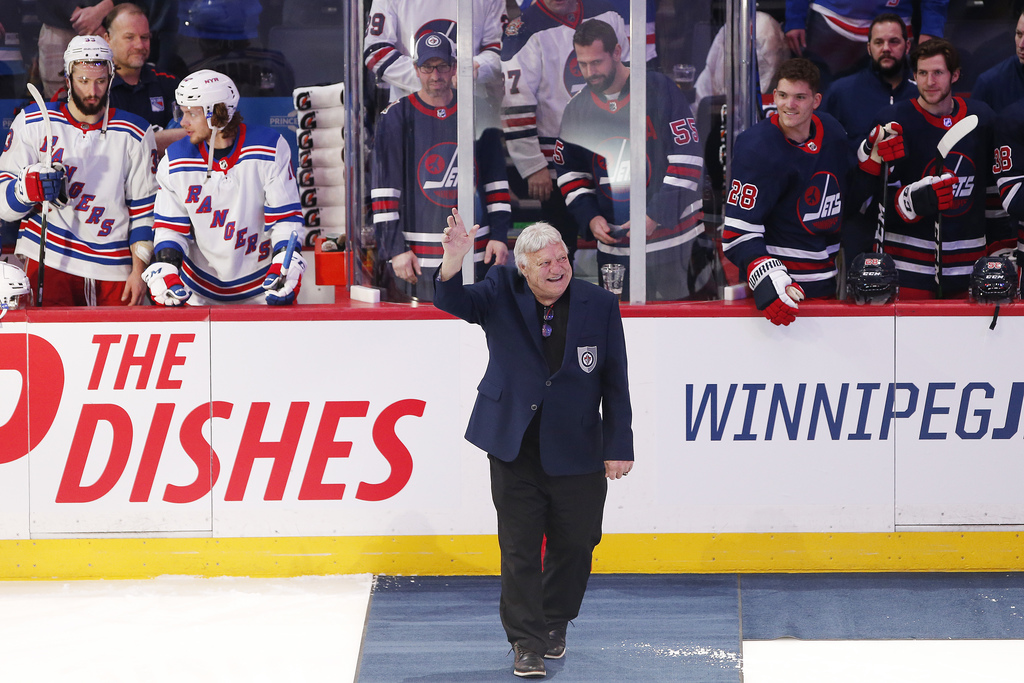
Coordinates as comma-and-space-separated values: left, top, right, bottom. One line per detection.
364, 0, 507, 102
0, 35, 157, 306
144, 70, 305, 305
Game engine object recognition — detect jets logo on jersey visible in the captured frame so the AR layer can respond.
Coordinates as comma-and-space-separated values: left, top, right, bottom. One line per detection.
417, 19, 456, 42
563, 55, 586, 96
925, 152, 975, 217
798, 171, 842, 235
418, 141, 459, 206
591, 136, 651, 200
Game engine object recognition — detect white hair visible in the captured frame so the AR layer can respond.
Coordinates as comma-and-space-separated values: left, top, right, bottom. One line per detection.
513, 222, 568, 271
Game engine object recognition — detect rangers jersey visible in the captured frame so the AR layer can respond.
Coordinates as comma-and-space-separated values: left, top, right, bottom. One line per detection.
153, 124, 303, 304
723, 112, 850, 299
0, 103, 157, 281
868, 97, 1009, 295
501, 0, 629, 180
371, 92, 511, 300
364, 0, 507, 102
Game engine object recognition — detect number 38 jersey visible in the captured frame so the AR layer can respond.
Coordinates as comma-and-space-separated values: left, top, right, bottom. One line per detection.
153, 124, 303, 303
723, 112, 850, 298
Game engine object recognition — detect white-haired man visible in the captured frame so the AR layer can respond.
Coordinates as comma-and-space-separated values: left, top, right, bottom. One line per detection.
143, 69, 304, 305
0, 34, 157, 306
434, 208, 634, 678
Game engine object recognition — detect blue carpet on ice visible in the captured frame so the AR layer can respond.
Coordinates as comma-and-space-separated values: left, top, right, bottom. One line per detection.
740, 573, 1024, 640
358, 574, 742, 682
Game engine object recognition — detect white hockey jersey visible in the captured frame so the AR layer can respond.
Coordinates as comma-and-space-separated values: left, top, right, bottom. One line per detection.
364, 0, 507, 102
0, 103, 157, 281
500, 0, 630, 179
153, 124, 303, 304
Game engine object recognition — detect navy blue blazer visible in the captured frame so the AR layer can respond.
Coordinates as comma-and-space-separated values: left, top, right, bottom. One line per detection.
434, 264, 634, 476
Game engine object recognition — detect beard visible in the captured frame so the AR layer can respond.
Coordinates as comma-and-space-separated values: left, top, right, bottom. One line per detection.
873, 56, 904, 80
588, 71, 615, 94
70, 87, 108, 117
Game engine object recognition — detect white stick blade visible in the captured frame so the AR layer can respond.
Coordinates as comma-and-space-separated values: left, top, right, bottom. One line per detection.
937, 114, 978, 159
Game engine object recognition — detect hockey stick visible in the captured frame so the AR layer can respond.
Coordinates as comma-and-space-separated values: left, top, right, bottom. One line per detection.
933, 114, 978, 298
875, 163, 889, 254
262, 231, 299, 291
25, 83, 53, 306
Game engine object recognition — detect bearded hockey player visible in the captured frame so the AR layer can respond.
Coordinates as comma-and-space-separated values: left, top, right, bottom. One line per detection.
554, 19, 714, 301
723, 58, 850, 326
859, 39, 1010, 299
0, 35, 157, 306
371, 32, 511, 302
144, 69, 304, 305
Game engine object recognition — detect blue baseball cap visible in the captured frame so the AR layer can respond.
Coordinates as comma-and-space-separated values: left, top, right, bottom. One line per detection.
415, 32, 455, 66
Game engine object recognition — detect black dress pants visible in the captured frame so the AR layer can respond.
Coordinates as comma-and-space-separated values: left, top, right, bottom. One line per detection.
489, 451, 607, 655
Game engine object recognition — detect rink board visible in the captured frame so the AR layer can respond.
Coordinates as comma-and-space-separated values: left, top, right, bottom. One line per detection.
1, 301, 1023, 577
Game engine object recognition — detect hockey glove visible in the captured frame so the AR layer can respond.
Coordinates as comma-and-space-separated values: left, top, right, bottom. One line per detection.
895, 173, 958, 223
15, 163, 66, 205
263, 250, 307, 305
857, 123, 904, 175
748, 256, 805, 326
142, 262, 191, 306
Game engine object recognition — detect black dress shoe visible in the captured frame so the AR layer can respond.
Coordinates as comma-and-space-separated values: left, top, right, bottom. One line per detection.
544, 627, 566, 659
513, 643, 547, 678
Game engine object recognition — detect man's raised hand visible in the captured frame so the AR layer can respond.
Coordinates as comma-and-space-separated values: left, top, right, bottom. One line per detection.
438, 208, 479, 281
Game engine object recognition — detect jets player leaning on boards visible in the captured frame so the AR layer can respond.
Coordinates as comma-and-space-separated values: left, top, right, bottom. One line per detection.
723, 57, 850, 326
143, 70, 305, 306
0, 35, 157, 306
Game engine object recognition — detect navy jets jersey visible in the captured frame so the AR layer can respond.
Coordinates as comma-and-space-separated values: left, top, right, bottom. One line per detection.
370, 92, 511, 296
555, 71, 705, 256
993, 98, 1024, 263
0, 103, 157, 282
500, 0, 629, 180
868, 97, 1009, 295
153, 124, 303, 304
723, 112, 850, 299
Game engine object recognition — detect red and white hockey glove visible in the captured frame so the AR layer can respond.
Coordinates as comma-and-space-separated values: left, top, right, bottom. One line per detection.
748, 256, 805, 326
857, 122, 904, 175
15, 162, 66, 204
263, 249, 307, 305
142, 262, 191, 306
896, 173, 958, 223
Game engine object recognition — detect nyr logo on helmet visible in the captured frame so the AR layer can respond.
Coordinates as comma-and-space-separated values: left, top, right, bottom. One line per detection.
592, 136, 651, 201
563, 55, 586, 96
925, 152, 975, 217
798, 171, 842, 235
418, 141, 461, 206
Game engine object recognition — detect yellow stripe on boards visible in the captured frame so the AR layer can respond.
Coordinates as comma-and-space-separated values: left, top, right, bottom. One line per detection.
1, 532, 1021, 580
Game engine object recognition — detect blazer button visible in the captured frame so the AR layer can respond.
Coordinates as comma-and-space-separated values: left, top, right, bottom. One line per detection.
531, 404, 538, 411
545, 380, 552, 387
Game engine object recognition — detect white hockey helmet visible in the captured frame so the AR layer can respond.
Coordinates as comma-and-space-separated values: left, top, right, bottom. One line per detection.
0, 261, 31, 317
63, 35, 114, 79
175, 69, 240, 122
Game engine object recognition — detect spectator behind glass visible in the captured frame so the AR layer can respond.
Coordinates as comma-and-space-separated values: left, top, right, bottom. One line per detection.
971, 10, 1024, 114
370, 32, 511, 302
553, 19, 716, 301
102, 3, 187, 156
500, 0, 629, 264
784, 0, 949, 89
